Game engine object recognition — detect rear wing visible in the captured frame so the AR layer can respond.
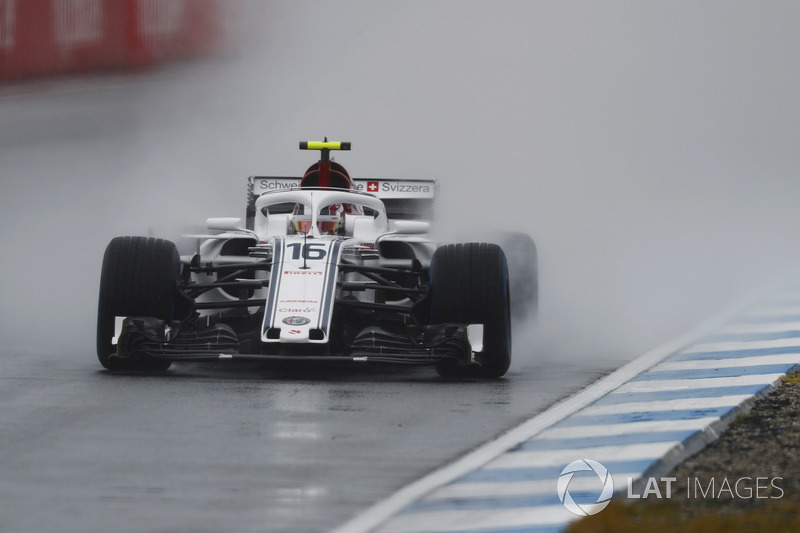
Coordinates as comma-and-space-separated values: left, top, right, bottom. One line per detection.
245, 176, 438, 229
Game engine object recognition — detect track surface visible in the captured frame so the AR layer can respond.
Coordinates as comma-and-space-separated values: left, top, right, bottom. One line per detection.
0, 352, 621, 533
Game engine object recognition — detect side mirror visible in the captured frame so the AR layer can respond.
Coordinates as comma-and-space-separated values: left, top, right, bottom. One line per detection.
389, 220, 430, 235
207, 217, 245, 232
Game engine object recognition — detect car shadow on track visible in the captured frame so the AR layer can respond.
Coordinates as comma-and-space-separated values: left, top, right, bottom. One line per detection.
96, 361, 503, 384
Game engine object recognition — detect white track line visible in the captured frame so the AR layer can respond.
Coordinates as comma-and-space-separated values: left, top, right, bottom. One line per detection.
690, 338, 800, 353
614, 374, 786, 394
652, 354, 800, 371
483, 441, 677, 470
580, 394, 752, 416
423, 472, 641, 501
376, 505, 588, 533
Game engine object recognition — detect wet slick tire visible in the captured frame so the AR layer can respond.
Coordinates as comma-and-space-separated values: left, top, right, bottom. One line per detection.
430, 243, 512, 378
96, 236, 180, 371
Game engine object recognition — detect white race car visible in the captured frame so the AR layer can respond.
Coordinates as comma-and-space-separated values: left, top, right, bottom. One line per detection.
96, 141, 537, 378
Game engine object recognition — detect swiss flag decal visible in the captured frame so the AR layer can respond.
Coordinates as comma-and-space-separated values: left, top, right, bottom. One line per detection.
367, 181, 379, 192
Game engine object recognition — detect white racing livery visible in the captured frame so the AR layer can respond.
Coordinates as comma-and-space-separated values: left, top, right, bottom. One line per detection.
96, 141, 537, 378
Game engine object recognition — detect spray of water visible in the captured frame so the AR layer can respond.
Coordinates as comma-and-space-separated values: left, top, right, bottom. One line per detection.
2, 2, 800, 366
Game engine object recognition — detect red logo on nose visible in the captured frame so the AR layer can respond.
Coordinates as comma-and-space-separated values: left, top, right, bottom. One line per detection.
367, 181, 379, 192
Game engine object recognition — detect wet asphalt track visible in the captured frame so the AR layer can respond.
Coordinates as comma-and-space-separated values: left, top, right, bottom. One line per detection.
0, 351, 622, 533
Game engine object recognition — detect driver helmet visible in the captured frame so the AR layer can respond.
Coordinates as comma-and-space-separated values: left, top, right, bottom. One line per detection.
291, 203, 345, 235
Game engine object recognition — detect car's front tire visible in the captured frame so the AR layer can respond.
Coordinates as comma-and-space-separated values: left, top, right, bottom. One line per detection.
96, 236, 182, 371
429, 243, 512, 378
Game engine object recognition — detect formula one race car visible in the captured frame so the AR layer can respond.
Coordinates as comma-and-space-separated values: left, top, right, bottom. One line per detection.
96, 141, 537, 378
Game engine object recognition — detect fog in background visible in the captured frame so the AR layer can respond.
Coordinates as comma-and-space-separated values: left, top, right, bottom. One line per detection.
3, 1, 800, 368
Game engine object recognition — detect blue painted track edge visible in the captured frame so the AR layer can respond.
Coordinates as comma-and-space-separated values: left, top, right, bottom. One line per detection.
330, 274, 797, 533
629, 375, 783, 493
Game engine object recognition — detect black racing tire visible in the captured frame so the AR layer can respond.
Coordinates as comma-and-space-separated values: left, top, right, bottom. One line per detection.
429, 243, 512, 378
496, 232, 538, 320
96, 236, 182, 371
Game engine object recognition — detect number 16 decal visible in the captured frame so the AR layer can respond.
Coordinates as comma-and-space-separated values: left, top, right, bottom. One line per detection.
286, 242, 327, 260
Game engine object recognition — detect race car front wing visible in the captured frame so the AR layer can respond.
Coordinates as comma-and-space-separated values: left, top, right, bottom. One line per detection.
111, 316, 477, 367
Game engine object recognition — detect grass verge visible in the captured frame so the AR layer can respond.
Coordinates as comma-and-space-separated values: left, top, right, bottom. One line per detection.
565, 498, 800, 533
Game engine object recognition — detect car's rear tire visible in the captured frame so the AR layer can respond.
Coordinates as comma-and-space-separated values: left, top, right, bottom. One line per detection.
96, 236, 182, 371
429, 243, 511, 378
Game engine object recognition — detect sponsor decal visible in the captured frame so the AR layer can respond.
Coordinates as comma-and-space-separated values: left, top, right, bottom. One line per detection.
283, 270, 323, 275
282, 316, 310, 326
354, 180, 434, 197
288, 329, 302, 335
380, 182, 431, 194
279, 308, 317, 313
280, 299, 319, 304
258, 179, 300, 191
